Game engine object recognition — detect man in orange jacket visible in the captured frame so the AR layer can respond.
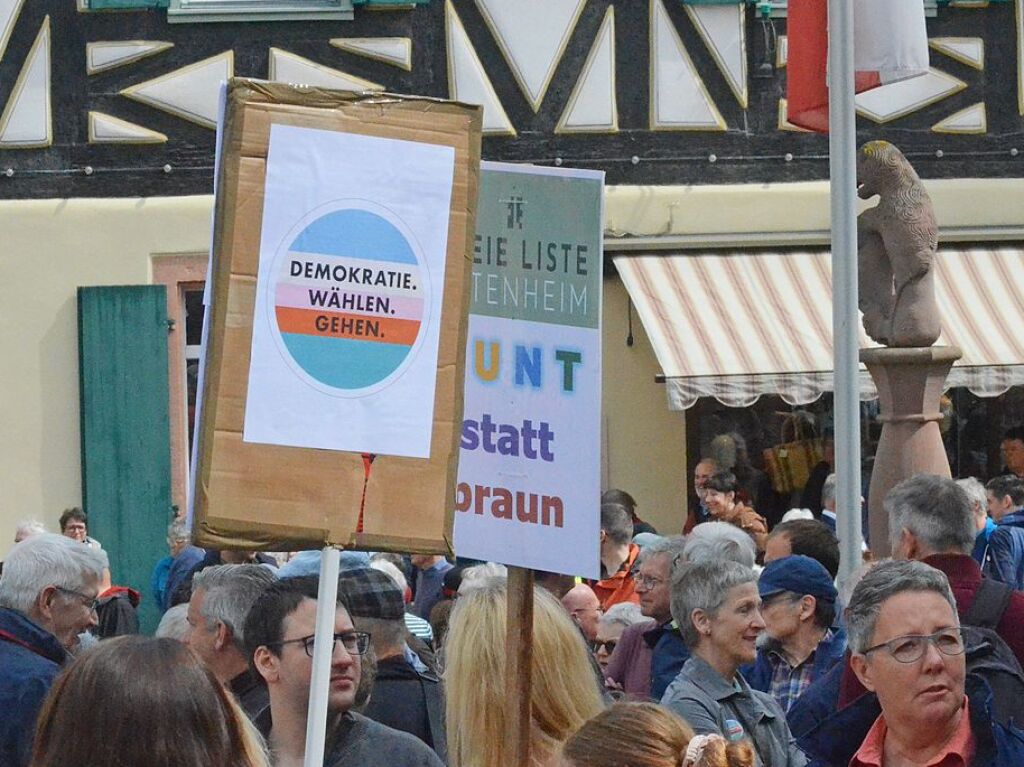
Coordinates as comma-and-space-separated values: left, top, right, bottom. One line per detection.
591, 502, 641, 609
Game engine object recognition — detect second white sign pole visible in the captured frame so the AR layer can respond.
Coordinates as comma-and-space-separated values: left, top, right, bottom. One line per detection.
303, 546, 341, 767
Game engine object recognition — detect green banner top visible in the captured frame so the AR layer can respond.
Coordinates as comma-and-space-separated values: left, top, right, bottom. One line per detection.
470, 165, 603, 330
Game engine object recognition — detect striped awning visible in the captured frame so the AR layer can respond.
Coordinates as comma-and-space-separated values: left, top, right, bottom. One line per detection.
614, 246, 1024, 410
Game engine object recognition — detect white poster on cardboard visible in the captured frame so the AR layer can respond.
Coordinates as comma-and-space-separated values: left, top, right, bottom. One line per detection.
243, 124, 455, 457
453, 162, 604, 579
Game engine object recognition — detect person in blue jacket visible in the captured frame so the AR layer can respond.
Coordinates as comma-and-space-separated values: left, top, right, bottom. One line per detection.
0, 534, 108, 767
743, 555, 847, 714
983, 474, 1024, 590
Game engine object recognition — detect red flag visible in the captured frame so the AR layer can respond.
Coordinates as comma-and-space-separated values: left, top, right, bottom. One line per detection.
787, 0, 929, 133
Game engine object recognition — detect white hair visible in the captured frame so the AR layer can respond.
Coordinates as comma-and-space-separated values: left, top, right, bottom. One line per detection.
458, 563, 508, 596
781, 508, 815, 523
0, 533, 108, 613
683, 521, 757, 569
599, 602, 645, 630
167, 519, 191, 543
370, 559, 409, 594
822, 473, 838, 508
14, 520, 47, 542
955, 477, 987, 519
155, 603, 190, 641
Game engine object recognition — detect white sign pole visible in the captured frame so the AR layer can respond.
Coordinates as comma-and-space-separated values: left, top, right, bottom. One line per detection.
828, 0, 863, 585
303, 546, 340, 767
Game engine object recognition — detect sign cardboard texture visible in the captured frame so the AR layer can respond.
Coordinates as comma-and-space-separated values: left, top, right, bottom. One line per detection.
193, 78, 481, 553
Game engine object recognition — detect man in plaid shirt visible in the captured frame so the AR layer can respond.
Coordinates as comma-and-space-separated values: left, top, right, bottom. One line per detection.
743, 555, 847, 713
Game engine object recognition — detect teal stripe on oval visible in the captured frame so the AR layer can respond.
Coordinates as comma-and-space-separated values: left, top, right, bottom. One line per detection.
281, 332, 413, 390
289, 209, 417, 265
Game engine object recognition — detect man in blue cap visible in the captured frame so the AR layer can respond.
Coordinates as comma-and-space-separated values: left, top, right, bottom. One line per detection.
743, 554, 846, 714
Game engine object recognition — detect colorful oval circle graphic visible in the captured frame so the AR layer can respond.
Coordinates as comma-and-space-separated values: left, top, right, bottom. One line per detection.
272, 206, 426, 392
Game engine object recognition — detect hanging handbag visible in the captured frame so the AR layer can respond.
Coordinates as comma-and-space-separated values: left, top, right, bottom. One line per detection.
762, 415, 825, 495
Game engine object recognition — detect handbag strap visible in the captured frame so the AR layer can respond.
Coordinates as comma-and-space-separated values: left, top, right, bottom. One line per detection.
781, 415, 803, 443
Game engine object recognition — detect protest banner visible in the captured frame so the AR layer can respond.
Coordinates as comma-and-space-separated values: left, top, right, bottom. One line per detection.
453, 162, 604, 579
191, 78, 481, 554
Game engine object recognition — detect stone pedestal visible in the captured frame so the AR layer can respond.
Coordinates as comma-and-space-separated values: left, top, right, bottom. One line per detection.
860, 345, 961, 556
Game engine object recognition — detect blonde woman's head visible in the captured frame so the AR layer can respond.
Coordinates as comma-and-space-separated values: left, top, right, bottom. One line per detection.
445, 581, 605, 767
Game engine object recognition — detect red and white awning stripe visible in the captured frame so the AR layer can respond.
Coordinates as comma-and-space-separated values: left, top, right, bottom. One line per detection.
614, 247, 1024, 409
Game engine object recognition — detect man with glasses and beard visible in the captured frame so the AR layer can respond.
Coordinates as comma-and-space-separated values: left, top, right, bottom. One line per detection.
244, 576, 442, 767
0, 533, 107, 766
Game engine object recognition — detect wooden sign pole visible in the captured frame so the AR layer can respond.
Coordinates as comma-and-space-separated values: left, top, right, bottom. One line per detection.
505, 566, 535, 767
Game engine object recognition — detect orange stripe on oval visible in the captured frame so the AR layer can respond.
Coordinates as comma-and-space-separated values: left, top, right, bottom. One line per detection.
276, 306, 420, 346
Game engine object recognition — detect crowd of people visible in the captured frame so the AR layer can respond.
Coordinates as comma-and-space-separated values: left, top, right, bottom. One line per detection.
4, 432, 1024, 766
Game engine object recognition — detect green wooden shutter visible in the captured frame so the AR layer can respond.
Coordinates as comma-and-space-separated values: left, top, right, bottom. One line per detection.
78, 286, 173, 635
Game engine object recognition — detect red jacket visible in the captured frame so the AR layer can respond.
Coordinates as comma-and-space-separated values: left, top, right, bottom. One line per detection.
591, 544, 641, 610
925, 553, 1024, 668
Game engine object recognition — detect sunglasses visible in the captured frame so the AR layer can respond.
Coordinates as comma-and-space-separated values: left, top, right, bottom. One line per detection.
592, 639, 617, 654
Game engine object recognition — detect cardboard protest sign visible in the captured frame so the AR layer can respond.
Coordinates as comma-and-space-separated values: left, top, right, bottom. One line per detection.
192, 78, 481, 553
453, 162, 604, 578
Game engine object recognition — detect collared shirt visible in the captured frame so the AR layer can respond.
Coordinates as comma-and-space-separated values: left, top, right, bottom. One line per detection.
767, 630, 832, 713
850, 699, 975, 767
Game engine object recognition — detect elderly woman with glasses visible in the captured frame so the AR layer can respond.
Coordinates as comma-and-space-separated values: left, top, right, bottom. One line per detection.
593, 602, 645, 674
661, 559, 807, 767
843, 559, 1024, 767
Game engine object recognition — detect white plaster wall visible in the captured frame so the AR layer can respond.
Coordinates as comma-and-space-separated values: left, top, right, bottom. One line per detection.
0, 196, 214, 558
601, 277, 687, 536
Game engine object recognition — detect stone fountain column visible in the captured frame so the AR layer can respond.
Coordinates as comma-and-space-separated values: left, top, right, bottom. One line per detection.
860, 345, 961, 555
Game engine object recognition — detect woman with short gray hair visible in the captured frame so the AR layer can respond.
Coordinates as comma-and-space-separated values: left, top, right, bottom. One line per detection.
661, 560, 807, 767
845, 559, 957, 655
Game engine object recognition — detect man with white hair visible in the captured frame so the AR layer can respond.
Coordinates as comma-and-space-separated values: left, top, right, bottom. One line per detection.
186, 563, 277, 719
605, 536, 686, 700
0, 533, 107, 766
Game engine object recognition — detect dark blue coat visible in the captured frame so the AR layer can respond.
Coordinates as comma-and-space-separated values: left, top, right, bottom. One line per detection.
743, 626, 847, 710
0, 607, 67, 767
648, 623, 690, 701
984, 511, 1024, 590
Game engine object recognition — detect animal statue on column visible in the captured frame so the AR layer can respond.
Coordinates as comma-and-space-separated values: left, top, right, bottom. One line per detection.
856, 141, 941, 347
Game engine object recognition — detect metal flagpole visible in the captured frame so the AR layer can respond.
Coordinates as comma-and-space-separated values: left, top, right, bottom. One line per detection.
303, 546, 341, 767
827, 0, 863, 587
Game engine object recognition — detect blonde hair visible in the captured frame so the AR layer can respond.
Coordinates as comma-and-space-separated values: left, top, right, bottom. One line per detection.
444, 582, 605, 767
562, 703, 755, 767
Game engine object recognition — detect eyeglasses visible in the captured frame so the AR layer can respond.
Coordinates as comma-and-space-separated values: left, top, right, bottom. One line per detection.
54, 586, 99, 613
267, 631, 372, 658
633, 573, 666, 589
592, 639, 617, 654
861, 627, 965, 664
